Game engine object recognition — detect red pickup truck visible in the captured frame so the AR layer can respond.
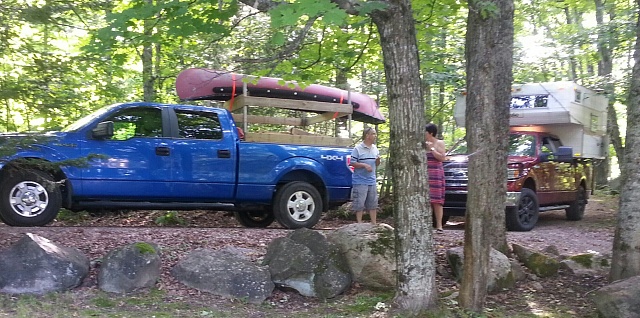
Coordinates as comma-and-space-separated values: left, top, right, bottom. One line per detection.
443, 129, 592, 231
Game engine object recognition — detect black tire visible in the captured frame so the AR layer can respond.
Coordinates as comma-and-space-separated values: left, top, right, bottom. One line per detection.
506, 188, 539, 231
273, 181, 322, 229
234, 209, 276, 228
0, 169, 62, 226
565, 185, 586, 221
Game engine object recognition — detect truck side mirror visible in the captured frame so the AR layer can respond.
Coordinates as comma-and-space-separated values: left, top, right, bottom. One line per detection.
555, 146, 573, 162
92, 121, 114, 139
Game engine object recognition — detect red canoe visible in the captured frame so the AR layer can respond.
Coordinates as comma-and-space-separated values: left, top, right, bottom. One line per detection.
175, 68, 385, 124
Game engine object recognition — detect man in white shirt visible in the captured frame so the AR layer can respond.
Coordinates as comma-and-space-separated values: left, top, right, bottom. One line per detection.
349, 127, 381, 224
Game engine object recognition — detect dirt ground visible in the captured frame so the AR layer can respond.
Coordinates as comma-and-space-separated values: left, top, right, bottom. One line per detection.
0, 193, 618, 317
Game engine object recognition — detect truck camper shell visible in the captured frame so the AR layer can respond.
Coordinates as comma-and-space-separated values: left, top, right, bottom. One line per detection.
454, 81, 608, 159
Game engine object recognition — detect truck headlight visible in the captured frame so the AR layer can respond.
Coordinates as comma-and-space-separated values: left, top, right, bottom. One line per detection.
507, 165, 521, 180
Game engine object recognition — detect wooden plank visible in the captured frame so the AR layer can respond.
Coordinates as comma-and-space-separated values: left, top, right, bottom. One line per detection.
224, 95, 353, 114
232, 114, 304, 126
304, 112, 349, 125
245, 132, 353, 147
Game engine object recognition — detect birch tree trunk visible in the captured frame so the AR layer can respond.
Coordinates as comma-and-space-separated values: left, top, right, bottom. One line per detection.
610, 5, 640, 281
459, 0, 514, 311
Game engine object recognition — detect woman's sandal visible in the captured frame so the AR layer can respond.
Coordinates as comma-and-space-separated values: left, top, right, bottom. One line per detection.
436, 228, 444, 234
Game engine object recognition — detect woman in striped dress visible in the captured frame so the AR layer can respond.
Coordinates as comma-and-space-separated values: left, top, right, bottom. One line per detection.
425, 123, 447, 233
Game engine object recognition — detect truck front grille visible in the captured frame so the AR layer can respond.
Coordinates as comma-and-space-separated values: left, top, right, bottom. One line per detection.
444, 162, 468, 188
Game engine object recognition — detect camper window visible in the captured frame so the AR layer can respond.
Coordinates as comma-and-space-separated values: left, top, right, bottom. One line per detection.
510, 95, 548, 109
575, 90, 582, 103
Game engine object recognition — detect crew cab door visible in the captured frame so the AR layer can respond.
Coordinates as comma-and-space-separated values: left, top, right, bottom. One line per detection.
541, 136, 575, 194
166, 107, 237, 200
78, 106, 174, 199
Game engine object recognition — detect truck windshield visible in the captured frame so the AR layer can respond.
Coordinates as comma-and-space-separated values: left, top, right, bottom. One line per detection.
447, 134, 536, 156
61, 104, 120, 132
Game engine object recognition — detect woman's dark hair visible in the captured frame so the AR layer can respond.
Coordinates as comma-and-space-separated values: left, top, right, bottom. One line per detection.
425, 123, 438, 137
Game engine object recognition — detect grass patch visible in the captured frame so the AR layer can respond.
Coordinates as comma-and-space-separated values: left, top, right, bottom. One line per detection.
55, 208, 91, 224
344, 290, 394, 314
155, 211, 187, 226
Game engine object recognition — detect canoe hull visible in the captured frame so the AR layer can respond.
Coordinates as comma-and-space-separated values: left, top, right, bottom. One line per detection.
175, 68, 385, 124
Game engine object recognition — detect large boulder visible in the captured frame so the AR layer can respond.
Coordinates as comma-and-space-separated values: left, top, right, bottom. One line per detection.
98, 242, 161, 293
172, 247, 273, 304
446, 246, 516, 293
325, 223, 396, 291
592, 275, 640, 318
512, 243, 559, 278
263, 228, 352, 299
0, 233, 89, 294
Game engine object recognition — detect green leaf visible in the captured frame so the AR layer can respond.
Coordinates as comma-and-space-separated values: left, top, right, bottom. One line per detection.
272, 32, 286, 46
355, 2, 388, 15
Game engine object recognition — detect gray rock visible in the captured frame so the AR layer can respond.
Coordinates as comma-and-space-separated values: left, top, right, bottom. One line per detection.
446, 246, 515, 293
0, 233, 89, 294
172, 248, 273, 304
263, 228, 352, 299
512, 243, 559, 278
560, 252, 610, 276
592, 275, 640, 318
98, 242, 161, 293
325, 223, 396, 290
510, 260, 527, 282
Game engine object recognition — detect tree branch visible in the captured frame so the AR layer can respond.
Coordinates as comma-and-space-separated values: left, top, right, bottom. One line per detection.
234, 17, 317, 64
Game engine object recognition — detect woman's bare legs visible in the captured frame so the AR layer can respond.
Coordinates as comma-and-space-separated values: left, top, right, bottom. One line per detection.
433, 203, 444, 230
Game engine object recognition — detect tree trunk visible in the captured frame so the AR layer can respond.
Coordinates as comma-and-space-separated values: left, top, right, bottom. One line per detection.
563, 4, 578, 80
459, 0, 514, 311
593, 0, 618, 187
369, 1, 438, 314
610, 5, 640, 281
142, 0, 155, 102
237, 0, 438, 312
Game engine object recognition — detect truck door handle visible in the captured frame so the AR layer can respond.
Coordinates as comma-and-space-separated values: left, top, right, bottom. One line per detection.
155, 146, 170, 156
217, 149, 231, 158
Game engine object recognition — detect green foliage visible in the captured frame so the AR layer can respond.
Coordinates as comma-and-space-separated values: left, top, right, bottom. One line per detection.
325, 204, 353, 220
367, 226, 395, 256
269, 0, 347, 28
155, 211, 186, 226
55, 209, 90, 224
471, 1, 499, 19
91, 295, 117, 308
344, 291, 393, 313
134, 242, 158, 255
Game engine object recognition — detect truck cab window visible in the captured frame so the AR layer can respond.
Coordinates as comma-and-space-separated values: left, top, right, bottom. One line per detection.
509, 134, 536, 156
107, 107, 163, 140
176, 110, 223, 140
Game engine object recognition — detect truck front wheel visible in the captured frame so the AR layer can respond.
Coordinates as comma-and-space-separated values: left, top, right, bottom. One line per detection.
506, 188, 539, 231
565, 185, 586, 221
273, 181, 322, 229
0, 169, 62, 226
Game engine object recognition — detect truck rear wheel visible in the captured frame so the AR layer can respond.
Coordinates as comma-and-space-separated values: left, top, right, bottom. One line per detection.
506, 188, 539, 231
0, 169, 61, 226
273, 181, 322, 229
565, 185, 586, 221
234, 209, 275, 228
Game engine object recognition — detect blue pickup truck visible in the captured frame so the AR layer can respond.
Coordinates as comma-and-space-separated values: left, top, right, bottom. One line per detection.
0, 102, 353, 228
